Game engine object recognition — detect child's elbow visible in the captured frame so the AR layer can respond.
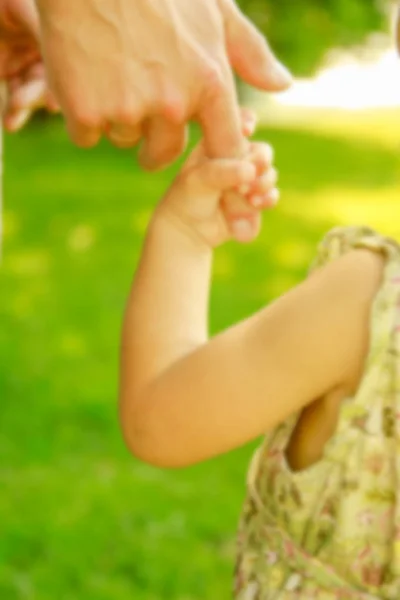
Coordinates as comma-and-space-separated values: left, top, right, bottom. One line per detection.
119, 394, 191, 470
121, 424, 191, 469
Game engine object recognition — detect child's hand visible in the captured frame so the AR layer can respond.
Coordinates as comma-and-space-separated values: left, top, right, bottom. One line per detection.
159, 109, 278, 249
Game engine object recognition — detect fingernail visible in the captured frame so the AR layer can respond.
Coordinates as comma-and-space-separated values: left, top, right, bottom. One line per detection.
245, 117, 256, 131
272, 62, 293, 87
251, 195, 264, 208
232, 219, 253, 241
268, 188, 280, 206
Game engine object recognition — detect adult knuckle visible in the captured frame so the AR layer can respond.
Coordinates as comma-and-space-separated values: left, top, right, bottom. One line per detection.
113, 102, 141, 126
71, 105, 100, 129
158, 95, 187, 123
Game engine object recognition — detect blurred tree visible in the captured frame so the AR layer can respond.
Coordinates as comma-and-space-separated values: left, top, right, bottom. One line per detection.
237, 0, 389, 75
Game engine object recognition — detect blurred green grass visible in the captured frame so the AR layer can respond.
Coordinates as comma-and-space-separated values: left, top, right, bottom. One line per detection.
0, 112, 399, 599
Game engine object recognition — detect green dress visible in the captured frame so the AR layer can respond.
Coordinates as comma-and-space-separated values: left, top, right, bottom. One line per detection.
234, 227, 400, 599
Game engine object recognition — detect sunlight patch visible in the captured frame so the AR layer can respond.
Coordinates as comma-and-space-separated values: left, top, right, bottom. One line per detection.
96, 463, 116, 485
68, 225, 96, 253
300, 188, 400, 239
282, 188, 400, 241
59, 332, 87, 357
273, 240, 313, 269
323, 189, 400, 239
254, 104, 400, 151
3, 211, 19, 241
395, 541, 400, 563
7, 250, 50, 276
11, 293, 35, 318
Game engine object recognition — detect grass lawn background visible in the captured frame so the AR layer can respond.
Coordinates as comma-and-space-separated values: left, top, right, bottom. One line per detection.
0, 109, 399, 599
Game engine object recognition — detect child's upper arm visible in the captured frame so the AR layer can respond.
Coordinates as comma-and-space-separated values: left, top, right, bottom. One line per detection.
122, 249, 384, 467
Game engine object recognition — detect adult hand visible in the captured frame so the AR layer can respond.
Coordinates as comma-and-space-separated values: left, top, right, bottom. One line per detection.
0, 0, 58, 131
35, 0, 292, 168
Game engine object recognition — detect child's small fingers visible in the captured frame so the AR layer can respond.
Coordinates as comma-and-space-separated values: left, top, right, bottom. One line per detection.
242, 120, 255, 138
249, 168, 278, 197
240, 107, 257, 138
261, 168, 278, 190
182, 137, 249, 174
221, 190, 260, 243
248, 142, 275, 175
236, 167, 278, 199
192, 159, 257, 192
222, 189, 256, 216
250, 187, 280, 209
240, 107, 256, 126
230, 212, 262, 243
267, 188, 280, 206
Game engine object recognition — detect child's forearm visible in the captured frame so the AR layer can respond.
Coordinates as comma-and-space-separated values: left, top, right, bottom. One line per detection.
120, 208, 212, 402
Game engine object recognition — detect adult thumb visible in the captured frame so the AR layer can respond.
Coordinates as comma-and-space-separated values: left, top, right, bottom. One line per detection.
219, 0, 292, 92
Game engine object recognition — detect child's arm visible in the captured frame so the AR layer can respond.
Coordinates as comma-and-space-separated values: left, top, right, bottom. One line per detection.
120, 145, 384, 469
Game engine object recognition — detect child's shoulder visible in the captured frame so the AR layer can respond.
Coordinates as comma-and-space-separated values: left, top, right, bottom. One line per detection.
300, 227, 388, 349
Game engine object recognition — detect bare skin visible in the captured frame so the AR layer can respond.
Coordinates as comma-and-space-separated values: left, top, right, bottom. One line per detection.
34, 0, 292, 168
119, 118, 384, 469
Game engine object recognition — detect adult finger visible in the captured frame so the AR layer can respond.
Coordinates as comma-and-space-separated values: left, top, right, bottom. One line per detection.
222, 190, 262, 243
182, 106, 255, 175
198, 56, 245, 159
103, 97, 146, 148
248, 143, 275, 178
138, 116, 188, 171
219, 0, 292, 92
65, 112, 102, 148
187, 158, 256, 192
45, 89, 60, 113
240, 107, 257, 137
107, 123, 143, 149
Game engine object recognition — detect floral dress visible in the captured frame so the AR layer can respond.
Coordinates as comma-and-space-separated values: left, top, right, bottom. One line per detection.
235, 227, 400, 599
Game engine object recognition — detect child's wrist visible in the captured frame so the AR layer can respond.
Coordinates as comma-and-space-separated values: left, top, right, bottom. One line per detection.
150, 206, 214, 257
